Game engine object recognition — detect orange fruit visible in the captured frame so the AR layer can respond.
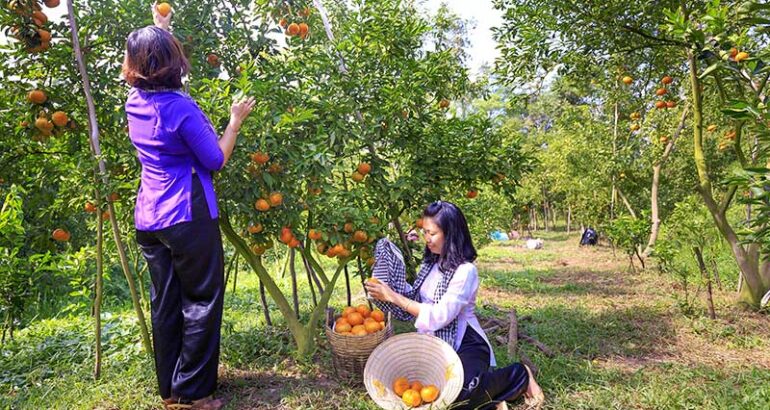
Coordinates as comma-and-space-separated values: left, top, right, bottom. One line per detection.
729, 47, 738, 58
35, 117, 52, 131
370, 309, 385, 322
279, 226, 294, 244
351, 171, 364, 182
51, 111, 68, 127
206, 53, 220, 67
666, 101, 676, 108
267, 162, 283, 174
366, 257, 375, 266
156, 2, 171, 17
32, 10, 47, 25
287, 23, 300, 36
357, 162, 371, 175
420, 385, 439, 403
356, 304, 371, 317
416, 218, 424, 229
353, 230, 368, 243
51, 228, 70, 242
335, 322, 352, 333
438, 98, 449, 109
278, 18, 288, 28
101, 210, 110, 220
402, 389, 422, 407
410, 381, 424, 392
343, 222, 354, 233
379, 321, 385, 330
466, 190, 478, 199
661, 75, 673, 85
351, 325, 367, 336
84, 202, 97, 213
655, 87, 667, 96
251, 151, 270, 165
621, 75, 633, 85
251, 244, 267, 255
347, 312, 364, 326
300, 7, 311, 17
288, 238, 300, 248
247, 223, 263, 234
108, 192, 120, 202
335, 317, 350, 326
269, 191, 283, 206
364, 321, 381, 333
393, 377, 410, 397
38, 29, 51, 42
44, 0, 59, 7
342, 306, 357, 317
707, 124, 718, 132
308, 229, 322, 240
659, 136, 669, 144
255, 199, 270, 211
298, 22, 309, 39
735, 51, 750, 63
28, 90, 47, 104
655, 101, 666, 109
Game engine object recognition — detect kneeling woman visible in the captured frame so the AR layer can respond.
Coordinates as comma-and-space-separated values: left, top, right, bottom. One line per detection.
365, 201, 544, 410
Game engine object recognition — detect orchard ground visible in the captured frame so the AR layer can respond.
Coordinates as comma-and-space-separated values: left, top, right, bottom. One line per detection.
2, 231, 769, 409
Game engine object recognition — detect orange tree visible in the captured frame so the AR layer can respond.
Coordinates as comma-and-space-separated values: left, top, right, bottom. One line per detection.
1, 0, 530, 358
494, 0, 770, 309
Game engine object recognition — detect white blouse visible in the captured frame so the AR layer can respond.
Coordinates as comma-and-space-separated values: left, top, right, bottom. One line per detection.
414, 262, 496, 367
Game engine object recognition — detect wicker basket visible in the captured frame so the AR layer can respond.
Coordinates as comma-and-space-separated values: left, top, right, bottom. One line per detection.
325, 308, 394, 383
363, 333, 464, 410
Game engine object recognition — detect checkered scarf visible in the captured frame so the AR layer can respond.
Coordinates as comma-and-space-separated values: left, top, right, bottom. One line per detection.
371, 238, 459, 347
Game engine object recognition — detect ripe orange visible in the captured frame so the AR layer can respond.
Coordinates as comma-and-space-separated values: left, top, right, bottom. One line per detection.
84, 202, 97, 213
420, 385, 439, 403
28, 90, 47, 104
342, 306, 357, 317
366, 277, 380, 285
251, 244, 267, 255
364, 321, 380, 333
298, 22, 309, 39
666, 101, 676, 108
308, 229, 322, 241
267, 162, 283, 174
351, 325, 367, 336
729, 47, 738, 58
278, 18, 288, 28
655, 88, 667, 96
370, 309, 385, 322
288, 238, 300, 248
279, 226, 294, 244
659, 136, 669, 144
51, 111, 68, 127
707, 124, 717, 132
353, 230, 368, 243
206, 53, 220, 67
379, 320, 385, 329
251, 151, 270, 165
255, 199, 270, 211
287, 23, 300, 36
410, 381, 424, 392
466, 190, 478, 199
661, 75, 673, 85
439, 98, 450, 109
630, 124, 640, 131
357, 162, 371, 175
300, 7, 311, 17
101, 210, 110, 220
735, 51, 750, 63
44, 0, 59, 7
367, 257, 375, 266
621, 75, 633, 85
38, 29, 51, 42
402, 389, 422, 407
269, 191, 283, 206
247, 223, 263, 234
351, 171, 364, 182
655, 101, 666, 109
343, 222, 354, 233
51, 228, 70, 242
356, 303, 371, 317
35, 117, 52, 131
156, 2, 171, 17
393, 377, 410, 397
347, 312, 364, 326
32, 10, 47, 25
335, 322, 352, 333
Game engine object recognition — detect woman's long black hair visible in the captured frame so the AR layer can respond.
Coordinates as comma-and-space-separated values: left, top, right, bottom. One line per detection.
422, 200, 477, 273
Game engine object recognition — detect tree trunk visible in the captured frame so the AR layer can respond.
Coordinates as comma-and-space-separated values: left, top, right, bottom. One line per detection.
694, 247, 717, 319
290, 249, 299, 319
567, 205, 572, 234
93, 190, 104, 380
259, 279, 272, 326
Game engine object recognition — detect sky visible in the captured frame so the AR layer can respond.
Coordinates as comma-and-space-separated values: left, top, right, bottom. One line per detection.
420, 0, 503, 75
5, 1, 503, 75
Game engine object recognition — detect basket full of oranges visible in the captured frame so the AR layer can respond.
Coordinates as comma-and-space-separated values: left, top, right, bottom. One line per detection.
326, 303, 394, 382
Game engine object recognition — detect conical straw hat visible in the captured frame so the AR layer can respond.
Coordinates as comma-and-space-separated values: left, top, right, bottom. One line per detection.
364, 332, 464, 409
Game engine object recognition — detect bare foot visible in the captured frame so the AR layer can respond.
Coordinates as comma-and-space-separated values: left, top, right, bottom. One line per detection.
523, 365, 545, 409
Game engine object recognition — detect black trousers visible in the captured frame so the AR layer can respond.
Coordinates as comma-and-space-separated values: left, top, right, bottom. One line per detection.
454, 327, 530, 410
136, 174, 225, 401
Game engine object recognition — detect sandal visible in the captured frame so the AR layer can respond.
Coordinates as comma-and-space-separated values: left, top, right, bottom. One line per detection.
162, 398, 192, 410
190, 396, 226, 410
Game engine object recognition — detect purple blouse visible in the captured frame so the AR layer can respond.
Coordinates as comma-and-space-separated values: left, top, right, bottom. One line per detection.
126, 88, 224, 231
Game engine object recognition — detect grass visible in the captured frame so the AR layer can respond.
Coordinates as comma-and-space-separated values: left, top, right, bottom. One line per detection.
1, 231, 769, 409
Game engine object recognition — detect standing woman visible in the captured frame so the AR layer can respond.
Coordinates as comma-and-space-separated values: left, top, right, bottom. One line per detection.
122, 4, 255, 409
366, 201, 545, 410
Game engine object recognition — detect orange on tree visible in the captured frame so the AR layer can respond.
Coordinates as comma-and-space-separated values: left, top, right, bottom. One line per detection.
287, 22, 300, 36
38, 29, 51, 42
278, 18, 288, 28
108, 192, 120, 202
269, 191, 283, 206
353, 230, 368, 243
28, 89, 47, 104
308, 229, 322, 240
298, 22, 309, 39
402, 389, 422, 407
43, 0, 59, 7
655, 87, 667, 96
206, 53, 220, 67
343, 222, 354, 233
247, 223, 263, 234
420, 385, 440, 403
51, 111, 68, 127
51, 228, 70, 242
666, 101, 676, 108
156, 2, 171, 17
439, 98, 450, 109
357, 162, 371, 175
729, 47, 738, 58
251, 151, 270, 165
466, 190, 478, 199
32, 10, 47, 25
415, 218, 424, 229
255, 199, 270, 211
655, 100, 666, 109
351, 171, 364, 182
661, 75, 673, 85
288, 238, 301, 248
35, 117, 52, 131
707, 124, 718, 132
621, 75, 633, 85
267, 162, 283, 174
279, 226, 294, 243
735, 51, 750, 62
659, 135, 669, 144
393, 377, 410, 397
84, 202, 97, 213
630, 123, 640, 131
